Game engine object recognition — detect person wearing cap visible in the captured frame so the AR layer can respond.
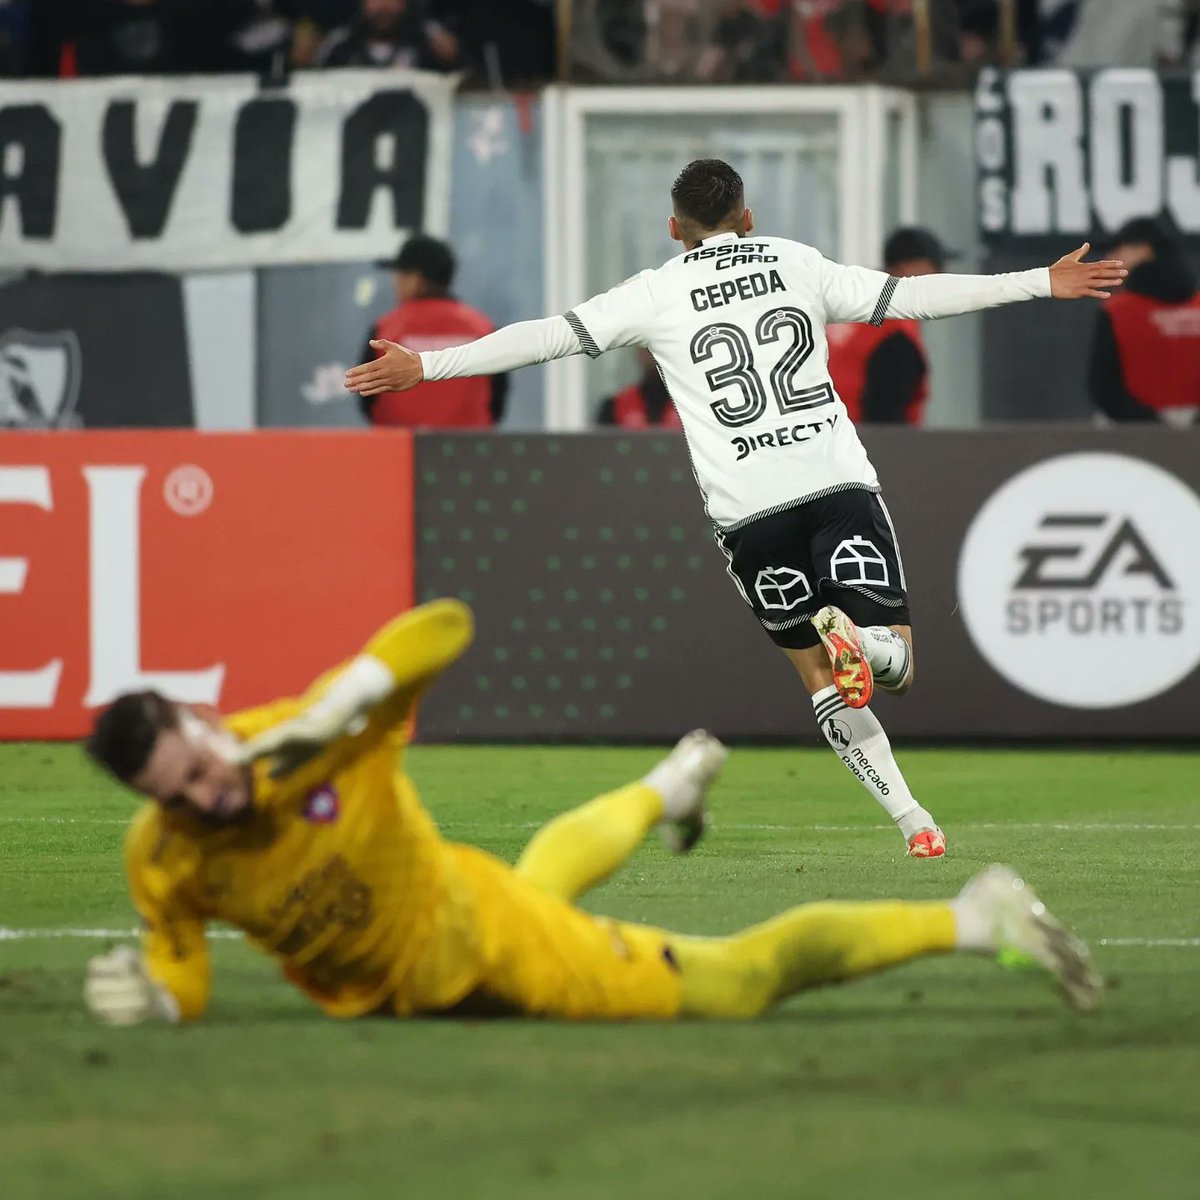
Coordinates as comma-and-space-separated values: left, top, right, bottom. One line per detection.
825, 227, 949, 425
1089, 216, 1200, 425
360, 235, 508, 428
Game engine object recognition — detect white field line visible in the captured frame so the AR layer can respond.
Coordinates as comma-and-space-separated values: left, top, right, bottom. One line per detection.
802, 822, 1200, 834
0, 817, 131, 825
0, 927, 241, 941
1097, 938, 1200, 947
5, 817, 1200, 834
0, 927, 1195, 948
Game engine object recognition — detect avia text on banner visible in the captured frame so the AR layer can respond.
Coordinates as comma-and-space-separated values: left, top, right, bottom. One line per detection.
0, 69, 455, 272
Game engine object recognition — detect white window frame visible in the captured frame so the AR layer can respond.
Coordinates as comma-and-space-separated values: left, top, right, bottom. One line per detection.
541, 84, 918, 431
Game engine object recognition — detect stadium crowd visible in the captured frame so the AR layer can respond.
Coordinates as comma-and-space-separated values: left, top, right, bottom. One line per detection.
6, 1, 1200, 84
6, 1, 1200, 432
577, 0, 1200, 83
3, 0, 556, 84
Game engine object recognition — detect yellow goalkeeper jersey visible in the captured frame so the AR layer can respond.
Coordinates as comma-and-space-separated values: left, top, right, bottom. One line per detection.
124, 601, 479, 1020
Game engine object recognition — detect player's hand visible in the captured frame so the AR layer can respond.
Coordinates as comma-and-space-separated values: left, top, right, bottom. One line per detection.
233, 657, 392, 778
1049, 243, 1127, 300
85, 946, 176, 1026
344, 340, 424, 397
232, 709, 366, 779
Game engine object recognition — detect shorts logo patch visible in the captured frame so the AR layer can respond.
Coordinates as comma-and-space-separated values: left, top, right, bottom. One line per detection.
831, 537, 890, 587
824, 718, 852, 749
754, 567, 813, 612
302, 785, 340, 824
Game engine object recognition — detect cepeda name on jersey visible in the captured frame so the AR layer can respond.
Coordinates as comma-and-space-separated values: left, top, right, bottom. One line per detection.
731, 413, 838, 462
691, 270, 786, 312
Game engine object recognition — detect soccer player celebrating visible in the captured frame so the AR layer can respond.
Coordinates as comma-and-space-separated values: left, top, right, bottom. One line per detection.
83, 600, 1101, 1027
346, 161, 1126, 859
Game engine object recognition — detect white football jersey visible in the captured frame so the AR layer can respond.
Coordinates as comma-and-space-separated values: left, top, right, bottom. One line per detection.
565, 233, 899, 531
420, 235, 1047, 529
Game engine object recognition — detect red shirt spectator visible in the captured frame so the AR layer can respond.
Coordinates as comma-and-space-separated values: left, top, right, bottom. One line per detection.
1090, 216, 1200, 424
827, 318, 928, 426
597, 349, 681, 429
361, 234, 508, 429
827, 226, 947, 425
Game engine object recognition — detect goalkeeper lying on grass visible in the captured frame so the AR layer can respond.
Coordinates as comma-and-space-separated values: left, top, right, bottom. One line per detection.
83, 601, 1102, 1026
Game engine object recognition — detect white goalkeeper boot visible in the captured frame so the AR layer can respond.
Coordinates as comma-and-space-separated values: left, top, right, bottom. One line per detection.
643, 730, 728, 854
955, 864, 1104, 1013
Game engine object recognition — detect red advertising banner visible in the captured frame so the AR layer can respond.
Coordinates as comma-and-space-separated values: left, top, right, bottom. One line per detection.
0, 432, 413, 739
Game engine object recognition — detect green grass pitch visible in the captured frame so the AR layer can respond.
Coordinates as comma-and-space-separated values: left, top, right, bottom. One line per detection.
2, 741, 1199, 1199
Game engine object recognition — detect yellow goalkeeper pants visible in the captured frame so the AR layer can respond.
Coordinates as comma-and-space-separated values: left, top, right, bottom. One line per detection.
513, 780, 957, 1019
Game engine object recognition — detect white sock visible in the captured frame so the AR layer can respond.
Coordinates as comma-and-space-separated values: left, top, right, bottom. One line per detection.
858, 626, 911, 689
811, 685, 936, 838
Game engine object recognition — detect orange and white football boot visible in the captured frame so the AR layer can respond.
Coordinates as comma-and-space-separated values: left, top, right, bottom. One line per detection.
811, 605, 873, 709
907, 829, 947, 859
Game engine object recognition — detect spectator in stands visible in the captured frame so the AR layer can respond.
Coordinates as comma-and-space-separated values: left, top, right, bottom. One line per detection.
66, 0, 189, 75
0, 0, 27, 74
1089, 216, 1200, 426
450, 0, 555, 87
825, 226, 946, 425
1017, 0, 1077, 65
223, 0, 297, 76
292, 0, 353, 64
956, 0, 1001, 64
360, 235, 507, 429
702, 1, 786, 82
597, 349, 681, 429
316, 0, 458, 69
29, 0, 297, 76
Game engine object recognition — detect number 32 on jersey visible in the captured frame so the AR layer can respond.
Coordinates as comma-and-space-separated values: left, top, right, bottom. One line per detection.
690, 306, 834, 429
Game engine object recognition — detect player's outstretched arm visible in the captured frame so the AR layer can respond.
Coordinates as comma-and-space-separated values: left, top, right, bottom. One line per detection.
344, 273, 656, 397
344, 317, 583, 397
235, 600, 474, 777
884, 244, 1126, 320
821, 244, 1126, 325
86, 823, 213, 1026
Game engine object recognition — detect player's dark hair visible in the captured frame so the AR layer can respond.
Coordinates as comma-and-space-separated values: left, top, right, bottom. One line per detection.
86, 691, 179, 783
671, 159, 745, 234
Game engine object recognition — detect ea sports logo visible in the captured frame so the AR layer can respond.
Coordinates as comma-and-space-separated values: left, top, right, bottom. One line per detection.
958, 453, 1200, 708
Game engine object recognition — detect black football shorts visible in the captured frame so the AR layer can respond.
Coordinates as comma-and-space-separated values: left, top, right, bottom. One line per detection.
716, 487, 910, 650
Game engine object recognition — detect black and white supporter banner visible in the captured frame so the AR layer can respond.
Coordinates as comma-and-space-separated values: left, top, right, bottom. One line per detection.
976, 68, 1200, 251
0, 68, 455, 272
